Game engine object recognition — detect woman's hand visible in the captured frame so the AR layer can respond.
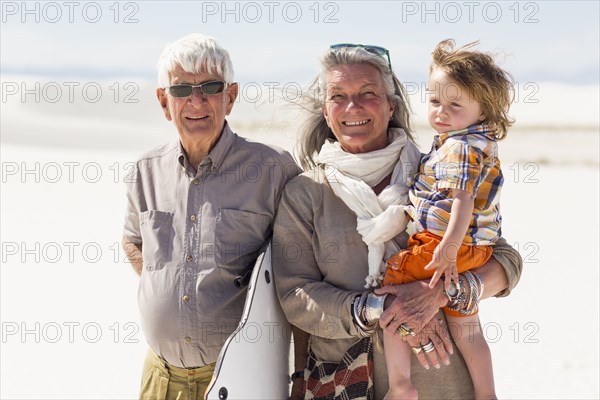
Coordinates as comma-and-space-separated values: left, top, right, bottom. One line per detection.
405, 311, 453, 370
375, 280, 447, 335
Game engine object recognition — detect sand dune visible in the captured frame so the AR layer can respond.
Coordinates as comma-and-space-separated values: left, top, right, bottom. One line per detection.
2, 75, 599, 163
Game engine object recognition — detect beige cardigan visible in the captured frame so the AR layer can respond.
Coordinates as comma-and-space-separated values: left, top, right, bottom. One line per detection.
272, 166, 522, 400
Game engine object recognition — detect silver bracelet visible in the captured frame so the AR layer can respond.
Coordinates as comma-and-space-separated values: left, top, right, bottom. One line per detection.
473, 271, 484, 299
460, 271, 482, 316
464, 271, 476, 312
352, 293, 376, 336
364, 293, 388, 325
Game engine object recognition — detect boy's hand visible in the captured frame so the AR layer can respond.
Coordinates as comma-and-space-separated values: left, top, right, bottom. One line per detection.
426, 188, 474, 289
424, 242, 459, 290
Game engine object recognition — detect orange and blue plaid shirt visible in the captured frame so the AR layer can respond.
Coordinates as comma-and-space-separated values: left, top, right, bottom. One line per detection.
407, 125, 503, 245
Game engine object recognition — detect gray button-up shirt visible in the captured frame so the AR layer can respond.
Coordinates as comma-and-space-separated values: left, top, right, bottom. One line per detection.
123, 123, 300, 368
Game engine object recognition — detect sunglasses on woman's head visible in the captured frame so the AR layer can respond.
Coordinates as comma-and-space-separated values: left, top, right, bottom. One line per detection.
330, 43, 392, 72
165, 80, 226, 98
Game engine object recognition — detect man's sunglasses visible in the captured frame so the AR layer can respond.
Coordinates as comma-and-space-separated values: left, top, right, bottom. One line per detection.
330, 43, 392, 72
165, 81, 227, 98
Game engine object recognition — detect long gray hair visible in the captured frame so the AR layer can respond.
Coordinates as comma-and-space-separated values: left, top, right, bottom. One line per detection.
298, 47, 414, 170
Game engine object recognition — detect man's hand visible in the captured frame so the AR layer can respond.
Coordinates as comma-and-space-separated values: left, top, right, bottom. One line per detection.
288, 377, 305, 400
289, 326, 308, 400
122, 237, 143, 276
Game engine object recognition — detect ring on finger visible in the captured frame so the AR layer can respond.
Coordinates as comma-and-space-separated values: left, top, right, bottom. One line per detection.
397, 323, 416, 337
422, 339, 435, 353
411, 346, 423, 355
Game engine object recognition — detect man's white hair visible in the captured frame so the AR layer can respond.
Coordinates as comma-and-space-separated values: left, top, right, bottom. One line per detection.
157, 33, 234, 87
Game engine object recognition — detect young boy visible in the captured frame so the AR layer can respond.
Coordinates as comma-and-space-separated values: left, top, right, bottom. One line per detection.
382, 39, 514, 399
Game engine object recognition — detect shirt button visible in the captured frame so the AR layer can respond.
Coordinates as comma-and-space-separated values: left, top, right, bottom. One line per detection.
186, 255, 193, 262
182, 295, 190, 302
184, 337, 192, 344
190, 215, 196, 222
192, 179, 200, 185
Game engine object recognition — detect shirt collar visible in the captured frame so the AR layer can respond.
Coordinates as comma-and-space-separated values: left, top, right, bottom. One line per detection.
177, 143, 192, 174
438, 124, 494, 144
177, 121, 235, 174
205, 121, 235, 172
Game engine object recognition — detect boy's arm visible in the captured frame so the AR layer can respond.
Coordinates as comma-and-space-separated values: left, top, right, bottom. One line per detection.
442, 189, 475, 253
425, 189, 474, 289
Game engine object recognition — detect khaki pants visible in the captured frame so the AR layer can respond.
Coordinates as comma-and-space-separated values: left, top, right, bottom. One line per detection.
140, 349, 216, 400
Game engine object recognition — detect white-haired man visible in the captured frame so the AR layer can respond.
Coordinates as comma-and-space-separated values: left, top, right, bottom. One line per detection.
122, 33, 300, 399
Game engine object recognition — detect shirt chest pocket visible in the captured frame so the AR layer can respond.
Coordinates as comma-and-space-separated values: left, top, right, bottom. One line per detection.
139, 210, 174, 270
214, 209, 271, 269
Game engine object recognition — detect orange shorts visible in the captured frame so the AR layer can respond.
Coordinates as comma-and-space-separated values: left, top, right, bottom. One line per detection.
383, 231, 493, 317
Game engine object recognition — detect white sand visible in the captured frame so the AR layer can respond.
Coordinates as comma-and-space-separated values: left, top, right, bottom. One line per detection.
1, 78, 598, 399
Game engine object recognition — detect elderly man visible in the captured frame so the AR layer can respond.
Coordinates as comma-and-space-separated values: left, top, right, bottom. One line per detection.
122, 34, 300, 399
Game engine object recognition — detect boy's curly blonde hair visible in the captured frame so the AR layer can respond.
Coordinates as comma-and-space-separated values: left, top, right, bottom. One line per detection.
431, 39, 514, 140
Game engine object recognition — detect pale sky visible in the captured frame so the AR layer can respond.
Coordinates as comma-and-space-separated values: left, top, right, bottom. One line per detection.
1, 0, 599, 85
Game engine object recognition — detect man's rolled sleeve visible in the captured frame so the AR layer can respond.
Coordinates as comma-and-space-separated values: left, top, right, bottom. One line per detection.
123, 171, 142, 244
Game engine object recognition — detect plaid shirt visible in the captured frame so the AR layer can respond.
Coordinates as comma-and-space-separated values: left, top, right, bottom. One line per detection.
407, 125, 503, 245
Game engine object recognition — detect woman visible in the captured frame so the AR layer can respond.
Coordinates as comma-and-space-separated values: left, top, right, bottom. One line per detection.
272, 44, 522, 399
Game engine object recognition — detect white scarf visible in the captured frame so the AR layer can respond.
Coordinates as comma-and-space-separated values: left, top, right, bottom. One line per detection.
316, 128, 413, 288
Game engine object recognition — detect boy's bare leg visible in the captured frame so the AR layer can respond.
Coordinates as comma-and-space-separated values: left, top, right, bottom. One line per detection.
447, 314, 497, 400
383, 329, 418, 400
